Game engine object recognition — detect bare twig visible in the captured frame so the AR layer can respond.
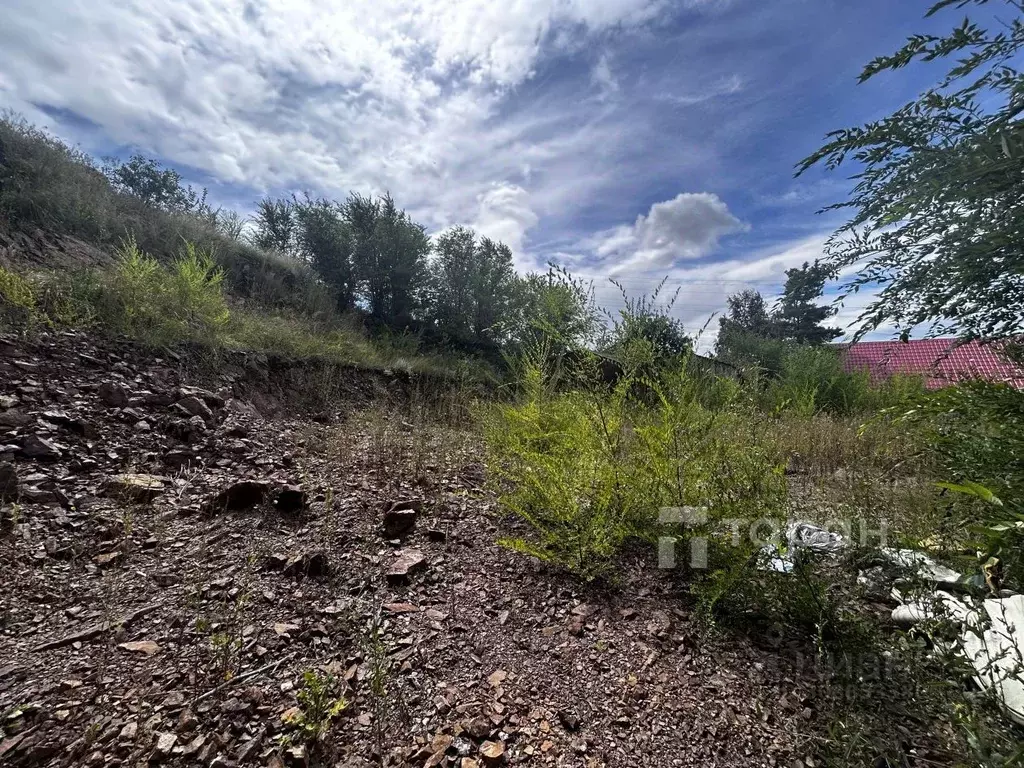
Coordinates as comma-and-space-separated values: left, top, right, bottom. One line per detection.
193, 651, 297, 704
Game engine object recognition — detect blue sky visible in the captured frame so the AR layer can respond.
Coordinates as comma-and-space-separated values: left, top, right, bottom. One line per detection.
0, 0, 990, 345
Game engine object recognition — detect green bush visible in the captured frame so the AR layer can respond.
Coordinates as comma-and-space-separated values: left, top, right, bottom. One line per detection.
895, 381, 1024, 589
759, 345, 925, 416
0, 264, 39, 327
94, 237, 230, 344
0, 264, 36, 311
485, 352, 786, 583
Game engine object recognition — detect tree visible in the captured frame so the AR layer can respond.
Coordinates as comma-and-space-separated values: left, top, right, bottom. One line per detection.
249, 197, 294, 254
509, 266, 601, 356
773, 261, 841, 344
603, 277, 691, 368
292, 196, 355, 311
715, 289, 788, 373
427, 227, 519, 348
214, 209, 246, 242
717, 290, 773, 341
105, 154, 209, 216
798, 0, 1024, 341
343, 193, 429, 328
472, 237, 518, 345
426, 226, 477, 341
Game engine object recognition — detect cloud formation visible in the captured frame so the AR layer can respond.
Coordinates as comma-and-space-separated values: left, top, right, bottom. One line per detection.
0, 0, 682, 241
471, 183, 539, 266
589, 193, 747, 274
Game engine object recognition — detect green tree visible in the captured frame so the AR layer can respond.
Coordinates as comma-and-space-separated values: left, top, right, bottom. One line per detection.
717, 290, 773, 341
249, 197, 294, 254
214, 209, 246, 242
426, 227, 518, 348
798, 0, 1024, 341
715, 290, 787, 374
773, 261, 841, 344
343, 193, 429, 328
105, 154, 210, 216
472, 237, 518, 345
293, 196, 355, 311
427, 226, 477, 341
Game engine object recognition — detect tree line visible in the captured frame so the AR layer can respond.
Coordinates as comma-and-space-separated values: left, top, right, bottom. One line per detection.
99, 155, 601, 360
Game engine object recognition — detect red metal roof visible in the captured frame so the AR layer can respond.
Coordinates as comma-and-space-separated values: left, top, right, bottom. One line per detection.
840, 339, 1024, 389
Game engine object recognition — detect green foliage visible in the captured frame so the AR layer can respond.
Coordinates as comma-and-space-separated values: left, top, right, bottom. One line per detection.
485, 352, 786, 582
773, 261, 841, 345
900, 381, 1024, 509
715, 326, 791, 378
169, 241, 231, 332
0, 265, 37, 317
715, 288, 792, 375
214, 209, 246, 242
283, 669, 348, 744
503, 267, 602, 374
0, 113, 326, 315
898, 381, 1024, 588
292, 196, 355, 311
426, 227, 518, 353
250, 197, 295, 254
716, 264, 840, 374
95, 237, 230, 344
798, 0, 1024, 341
602, 277, 692, 371
104, 153, 210, 216
742, 343, 925, 417
344, 192, 430, 328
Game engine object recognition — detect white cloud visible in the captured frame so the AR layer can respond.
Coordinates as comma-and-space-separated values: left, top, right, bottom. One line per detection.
471, 183, 540, 266
0, 0, 751, 266
591, 53, 620, 98
0, 0, 666, 209
655, 74, 744, 107
588, 192, 747, 273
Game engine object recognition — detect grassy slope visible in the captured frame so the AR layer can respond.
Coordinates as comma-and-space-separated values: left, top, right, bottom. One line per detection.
0, 114, 488, 382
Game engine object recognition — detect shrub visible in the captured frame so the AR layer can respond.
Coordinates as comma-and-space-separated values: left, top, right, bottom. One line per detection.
168, 241, 230, 335
485, 352, 787, 583
895, 381, 1024, 589
0, 264, 36, 312
282, 669, 348, 746
94, 237, 230, 345
759, 345, 925, 417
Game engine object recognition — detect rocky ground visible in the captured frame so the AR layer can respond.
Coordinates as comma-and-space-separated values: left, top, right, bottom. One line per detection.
0, 330, 932, 767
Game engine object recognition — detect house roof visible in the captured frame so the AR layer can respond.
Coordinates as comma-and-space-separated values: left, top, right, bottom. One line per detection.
840, 339, 1024, 389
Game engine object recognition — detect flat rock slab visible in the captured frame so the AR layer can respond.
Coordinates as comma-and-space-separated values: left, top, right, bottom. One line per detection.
103, 473, 168, 503
20, 434, 61, 460
387, 549, 427, 585
384, 508, 418, 538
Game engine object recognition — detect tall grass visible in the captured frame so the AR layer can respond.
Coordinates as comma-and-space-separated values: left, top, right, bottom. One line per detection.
0, 242, 480, 379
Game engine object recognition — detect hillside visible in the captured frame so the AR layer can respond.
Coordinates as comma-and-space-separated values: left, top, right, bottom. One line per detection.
1, 330, 822, 768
